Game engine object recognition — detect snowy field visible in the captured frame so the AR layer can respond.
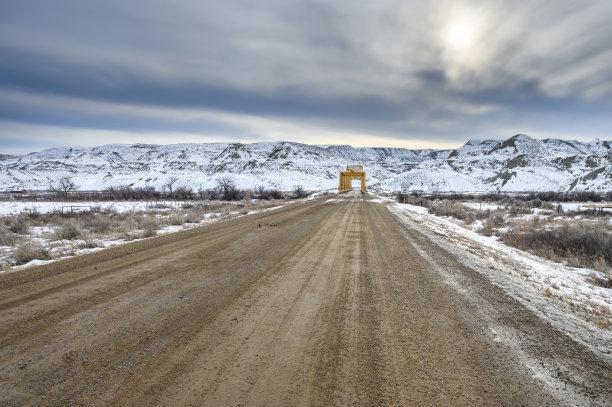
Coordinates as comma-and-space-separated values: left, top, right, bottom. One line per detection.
0, 200, 186, 216
463, 201, 612, 213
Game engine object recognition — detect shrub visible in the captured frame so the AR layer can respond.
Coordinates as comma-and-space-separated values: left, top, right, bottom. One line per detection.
476, 211, 504, 236
194, 202, 223, 213
430, 201, 475, 224
55, 219, 84, 240
593, 256, 611, 273
167, 214, 185, 226
83, 214, 114, 234
0, 229, 18, 246
257, 188, 284, 200
140, 216, 160, 237
488, 213, 505, 227
501, 223, 611, 271
293, 185, 307, 199
13, 242, 52, 265
479, 222, 494, 237
474, 209, 491, 220
183, 210, 201, 223
506, 205, 532, 216
216, 177, 244, 201
397, 194, 433, 208
8, 215, 30, 234
78, 239, 101, 249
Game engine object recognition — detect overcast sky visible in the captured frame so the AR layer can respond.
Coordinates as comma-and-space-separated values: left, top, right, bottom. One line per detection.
1, 0, 612, 153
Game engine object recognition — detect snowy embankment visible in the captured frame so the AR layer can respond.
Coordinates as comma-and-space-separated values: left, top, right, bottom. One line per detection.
387, 200, 612, 359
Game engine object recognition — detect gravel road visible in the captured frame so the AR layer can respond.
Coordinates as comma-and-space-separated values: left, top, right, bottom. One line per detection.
1, 191, 610, 406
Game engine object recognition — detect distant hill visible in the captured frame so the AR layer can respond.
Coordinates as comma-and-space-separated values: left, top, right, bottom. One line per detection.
1, 135, 610, 192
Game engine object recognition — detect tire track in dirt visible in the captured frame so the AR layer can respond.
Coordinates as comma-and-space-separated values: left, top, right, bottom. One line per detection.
0, 198, 336, 406
0, 201, 326, 351
107, 199, 355, 406
364, 201, 555, 405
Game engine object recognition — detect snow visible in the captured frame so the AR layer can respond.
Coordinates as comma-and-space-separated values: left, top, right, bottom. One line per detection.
12, 259, 55, 269
389, 202, 612, 359
462, 202, 503, 211
0, 201, 186, 216
559, 202, 612, 213
307, 189, 337, 200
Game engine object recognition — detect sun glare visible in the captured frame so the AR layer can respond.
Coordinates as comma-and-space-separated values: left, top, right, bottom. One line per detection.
447, 24, 473, 49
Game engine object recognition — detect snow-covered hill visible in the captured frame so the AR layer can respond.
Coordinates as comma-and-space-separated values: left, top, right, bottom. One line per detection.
383, 134, 611, 192
0, 135, 610, 192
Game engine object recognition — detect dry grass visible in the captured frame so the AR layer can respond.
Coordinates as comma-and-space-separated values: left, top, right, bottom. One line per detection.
83, 214, 114, 233
167, 213, 185, 226
7, 214, 30, 234
501, 221, 611, 274
429, 201, 475, 224
396, 194, 433, 209
479, 213, 505, 236
586, 274, 612, 289
183, 210, 201, 223
140, 216, 161, 237
54, 218, 84, 240
13, 241, 53, 265
0, 229, 19, 246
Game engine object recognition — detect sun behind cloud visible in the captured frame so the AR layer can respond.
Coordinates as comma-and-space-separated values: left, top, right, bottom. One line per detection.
446, 23, 473, 49
439, 9, 489, 73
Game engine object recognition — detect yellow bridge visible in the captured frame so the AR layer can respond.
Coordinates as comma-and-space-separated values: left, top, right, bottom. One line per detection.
339, 165, 366, 191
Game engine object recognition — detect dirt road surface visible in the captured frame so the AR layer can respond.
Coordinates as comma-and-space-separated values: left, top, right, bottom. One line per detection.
1, 191, 610, 406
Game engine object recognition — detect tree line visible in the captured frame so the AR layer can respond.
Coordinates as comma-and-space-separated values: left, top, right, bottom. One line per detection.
43, 176, 308, 201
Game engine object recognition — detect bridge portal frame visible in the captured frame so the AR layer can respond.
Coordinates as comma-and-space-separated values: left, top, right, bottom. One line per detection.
339, 165, 366, 191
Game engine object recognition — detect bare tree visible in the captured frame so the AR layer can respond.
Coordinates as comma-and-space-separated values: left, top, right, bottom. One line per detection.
216, 177, 243, 201
255, 185, 267, 199
293, 185, 307, 199
164, 176, 179, 196
50, 177, 78, 198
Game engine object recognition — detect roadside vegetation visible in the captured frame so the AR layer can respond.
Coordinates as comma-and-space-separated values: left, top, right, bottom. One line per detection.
0, 182, 310, 270
398, 192, 612, 286
32, 176, 307, 202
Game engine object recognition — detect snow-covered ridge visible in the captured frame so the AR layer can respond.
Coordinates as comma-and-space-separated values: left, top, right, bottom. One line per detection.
388, 134, 611, 192
1, 135, 610, 192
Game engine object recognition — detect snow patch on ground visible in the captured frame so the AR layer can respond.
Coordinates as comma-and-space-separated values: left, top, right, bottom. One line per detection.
307, 189, 337, 200
0, 201, 185, 216
462, 201, 612, 214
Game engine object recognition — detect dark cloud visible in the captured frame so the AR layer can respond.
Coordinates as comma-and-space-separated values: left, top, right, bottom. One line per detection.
1, 0, 611, 152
